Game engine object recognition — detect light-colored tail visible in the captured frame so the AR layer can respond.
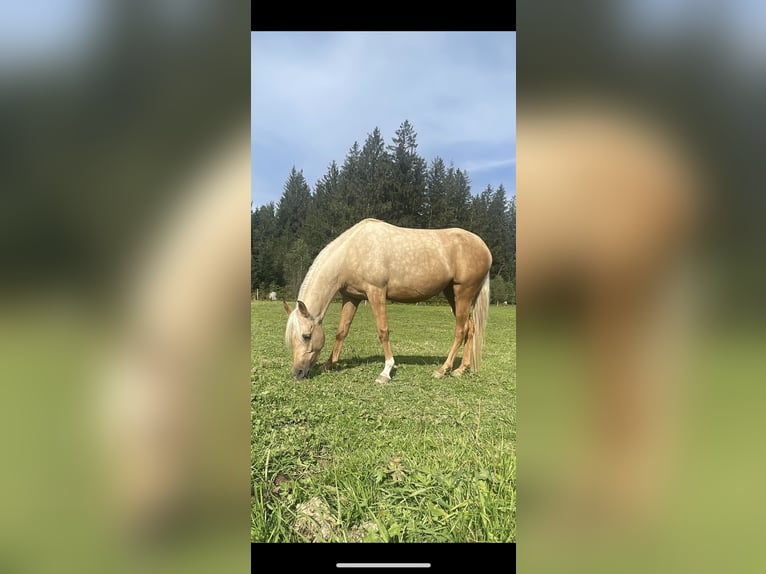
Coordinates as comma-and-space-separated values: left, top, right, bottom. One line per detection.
470, 272, 490, 373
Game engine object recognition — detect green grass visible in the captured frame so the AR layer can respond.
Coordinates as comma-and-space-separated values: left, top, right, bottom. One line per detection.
251, 300, 516, 542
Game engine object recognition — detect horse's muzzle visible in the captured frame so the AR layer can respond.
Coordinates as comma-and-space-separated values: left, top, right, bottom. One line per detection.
292, 365, 310, 380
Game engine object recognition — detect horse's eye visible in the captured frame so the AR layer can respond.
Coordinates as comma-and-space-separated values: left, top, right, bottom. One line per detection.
302, 333, 311, 341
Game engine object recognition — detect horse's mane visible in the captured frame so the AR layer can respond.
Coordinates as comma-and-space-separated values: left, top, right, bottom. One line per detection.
285, 240, 342, 346
284, 309, 299, 346
287, 221, 376, 342
298, 222, 365, 301
297, 247, 328, 301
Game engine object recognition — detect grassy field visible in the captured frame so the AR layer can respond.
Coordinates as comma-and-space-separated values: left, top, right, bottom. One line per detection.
251, 300, 516, 542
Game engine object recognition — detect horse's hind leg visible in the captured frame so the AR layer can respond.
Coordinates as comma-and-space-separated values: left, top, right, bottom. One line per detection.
452, 317, 475, 377
323, 296, 360, 371
433, 287, 471, 378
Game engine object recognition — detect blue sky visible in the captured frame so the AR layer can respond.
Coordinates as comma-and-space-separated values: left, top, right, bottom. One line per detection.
0, 0, 102, 72
251, 32, 516, 208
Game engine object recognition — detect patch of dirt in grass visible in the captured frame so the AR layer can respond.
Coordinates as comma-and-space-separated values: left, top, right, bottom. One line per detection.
316, 446, 333, 470
292, 496, 379, 542
347, 521, 379, 542
293, 496, 337, 542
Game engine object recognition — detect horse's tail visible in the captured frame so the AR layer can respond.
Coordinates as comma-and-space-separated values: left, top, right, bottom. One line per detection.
471, 272, 490, 373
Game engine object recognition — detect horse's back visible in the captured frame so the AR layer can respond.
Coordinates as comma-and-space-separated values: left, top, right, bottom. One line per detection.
339, 220, 491, 299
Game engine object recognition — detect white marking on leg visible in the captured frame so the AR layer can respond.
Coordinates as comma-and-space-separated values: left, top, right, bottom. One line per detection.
379, 357, 396, 379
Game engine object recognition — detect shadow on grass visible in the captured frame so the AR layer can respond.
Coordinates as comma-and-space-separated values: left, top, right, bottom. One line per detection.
338, 354, 444, 367
308, 355, 452, 380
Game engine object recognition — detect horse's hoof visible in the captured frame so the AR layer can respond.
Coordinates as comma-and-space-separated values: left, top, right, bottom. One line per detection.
432, 370, 446, 379
452, 368, 466, 378
375, 374, 391, 384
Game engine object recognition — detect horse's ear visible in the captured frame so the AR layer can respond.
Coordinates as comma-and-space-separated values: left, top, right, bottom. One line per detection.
297, 300, 311, 319
282, 300, 293, 315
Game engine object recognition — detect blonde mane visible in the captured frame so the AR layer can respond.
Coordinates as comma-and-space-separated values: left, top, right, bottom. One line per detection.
298, 241, 335, 301
284, 309, 299, 346
297, 221, 371, 302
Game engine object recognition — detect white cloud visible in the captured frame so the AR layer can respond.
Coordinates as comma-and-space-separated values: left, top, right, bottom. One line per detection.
462, 158, 517, 173
251, 32, 516, 206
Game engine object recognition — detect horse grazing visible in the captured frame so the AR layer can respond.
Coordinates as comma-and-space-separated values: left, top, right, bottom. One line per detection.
284, 219, 492, 383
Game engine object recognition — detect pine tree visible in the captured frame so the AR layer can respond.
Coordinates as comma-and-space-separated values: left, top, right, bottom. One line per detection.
277, 167, 312, 239
469, 183, 493, 240
485, 184, 512, 281
251, 202, 280, 291
339, 141, 362, 221
387, 120, 426, 227
358, 127, 392, 220
283, 237, 310, 300
445, 165, 472, 228
425, 156, 450, 228
507, 192, 516, 287
304, 161, 349, 256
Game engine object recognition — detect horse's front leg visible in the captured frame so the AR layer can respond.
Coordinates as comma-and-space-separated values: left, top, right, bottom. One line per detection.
322, 296, 360, 371
366, 289, 396, 383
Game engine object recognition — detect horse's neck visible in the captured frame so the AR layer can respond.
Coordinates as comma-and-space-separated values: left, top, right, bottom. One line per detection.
299, 247, 342, 323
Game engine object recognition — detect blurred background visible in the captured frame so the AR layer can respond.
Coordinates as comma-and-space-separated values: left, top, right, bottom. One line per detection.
0, 1, 249, 573
3, 0, 765, 570
518, 0, 766, 572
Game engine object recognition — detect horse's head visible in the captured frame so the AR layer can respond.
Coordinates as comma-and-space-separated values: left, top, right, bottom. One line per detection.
283, 300, 325, 379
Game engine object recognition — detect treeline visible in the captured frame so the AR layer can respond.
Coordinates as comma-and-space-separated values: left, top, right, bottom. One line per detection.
252, 120, 516, 304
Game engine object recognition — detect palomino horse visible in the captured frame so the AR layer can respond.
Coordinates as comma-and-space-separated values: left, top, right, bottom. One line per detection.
284, 219, 492, 383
